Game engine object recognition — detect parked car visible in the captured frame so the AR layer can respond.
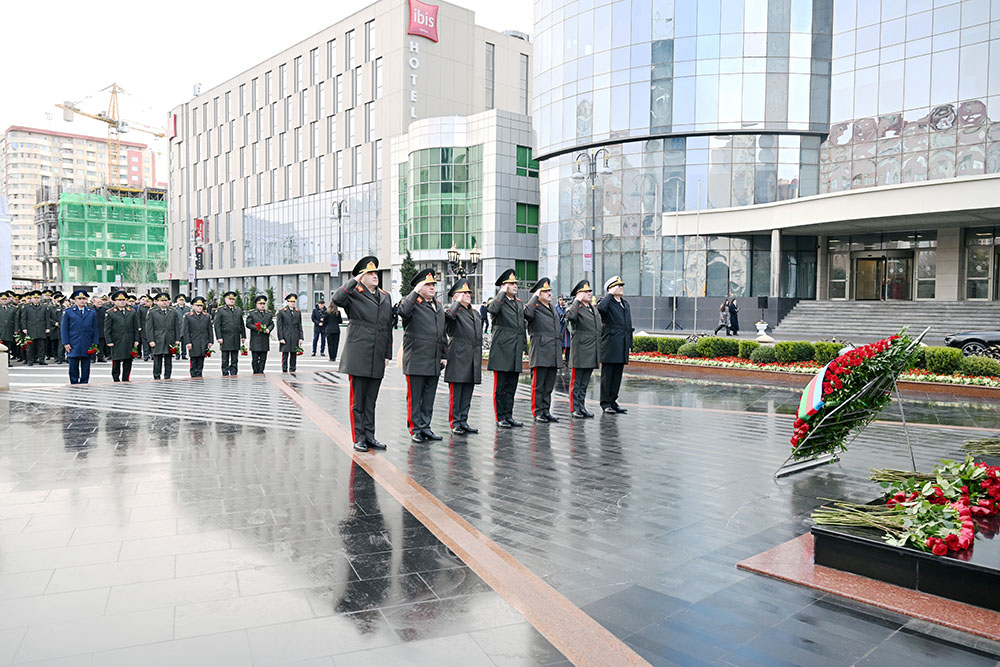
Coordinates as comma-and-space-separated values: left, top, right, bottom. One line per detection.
943, 331, 1000, 356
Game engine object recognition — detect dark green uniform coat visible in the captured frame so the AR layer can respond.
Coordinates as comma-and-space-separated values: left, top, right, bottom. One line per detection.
444, 302, 482, 384
486, 294, 526, 372
0, 303, 17, 342
46, 303, 62, 343
275, 307, 303, 354
104, 308, 140, 361
245, 310, 274, 352
136, 304, 150, 344
146, 307, 180, 350
398, 290, 446, 376
523, 295, 562, 368
19, 303, 52, 340
182, 311, 214, 356
565, 299, 602, 369
332, 277, 393, 379
213, 305, 245, 351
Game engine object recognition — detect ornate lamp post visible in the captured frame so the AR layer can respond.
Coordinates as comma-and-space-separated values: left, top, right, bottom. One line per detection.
331, 200, 348, 287
447, 242, 481, 300
572, 148, 613, 285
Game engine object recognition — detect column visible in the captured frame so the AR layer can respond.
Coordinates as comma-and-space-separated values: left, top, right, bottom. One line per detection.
770, 229, 781, 297
816, 235, 828, 300
935, 226, 962, 300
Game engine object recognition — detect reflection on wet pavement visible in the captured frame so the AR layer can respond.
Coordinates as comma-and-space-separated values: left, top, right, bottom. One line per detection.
0, 369, 999, 665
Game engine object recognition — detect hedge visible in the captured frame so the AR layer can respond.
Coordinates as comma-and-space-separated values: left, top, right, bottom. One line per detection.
737, 340, 760, 359
908, 347, 926, 370
749, 345, 777, 364
924, 346, 962, 375
632, 336, 658, 353
958, 355, 1000, 377
656, 337, 686, 355
774, 341, 815, 363
696, 336, 740, 358
677, 342, 699, 357
813, 342, 843, 365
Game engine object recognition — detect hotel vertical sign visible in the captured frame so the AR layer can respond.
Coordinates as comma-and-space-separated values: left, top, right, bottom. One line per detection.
407, 0, 439, 120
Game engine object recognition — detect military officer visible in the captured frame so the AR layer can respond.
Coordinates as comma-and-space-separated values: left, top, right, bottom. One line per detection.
487, 268, 526, 428
136, 294, 152, 360
214, 290, 246, 376
443, 278, 482, 435
332, 256, 394, 453
48, 293, 66, 364
245, 295, 274, 374
104, 290, 140, 382
565, 279, 601, 418
19, 290, 51, 366
598, 276, 633, 414
174, 294, 191, 359
276, 293, 304, 372
147, 292, 180, 380
524, 277, 562, 423
0, 291, 17, 366
183, 296, 214, 378
61, 289, 98, 385
398, 269, 447, 443
92, 294, 109, 362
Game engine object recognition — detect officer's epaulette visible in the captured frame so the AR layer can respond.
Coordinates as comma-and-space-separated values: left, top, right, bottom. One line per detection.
416, 296, 423, 304
380, 289, 387, 295
356, 285, 365, 293
516, 297, 522, 302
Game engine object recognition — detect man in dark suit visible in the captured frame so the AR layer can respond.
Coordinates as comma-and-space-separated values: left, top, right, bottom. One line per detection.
524, 277, 562, 423
487, 269, 526, 428
332, 256, 394, 452
398, 269, 447, 443
444, 279, 482, 435
565, 279, 601, 418
245, 295, 274, 374
214, 290, 245, 376
174, 295, 191, 360
147, 292, 180, 380
598, 276, 633, 414
136, 295, 152, 361
61, 289, 98, 384
92, 294, 109, 362
104, 290, 140, 382
311, 298, 326, 357
276, 294, 303, 372
47, 293, 65, 364
183, 296, 214, 378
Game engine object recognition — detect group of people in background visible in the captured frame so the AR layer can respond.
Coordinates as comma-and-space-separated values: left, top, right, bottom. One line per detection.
713, 298, 741, 336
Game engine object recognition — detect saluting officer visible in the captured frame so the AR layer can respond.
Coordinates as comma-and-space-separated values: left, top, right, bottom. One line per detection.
245, 295, 274, 374
214, 290, 246, 376
0, 291, 17, 367
524, 277, 562, 423
183, 296, 215, 378
398, 269, 447, 443
147, 292, 180, 380
597, 275, 633, 414
104, 290, 140, 382
443, 278, 482, 435
487, 268, 526, 428
276, 293, 304, 372
332, 256, 394, 453
565, 279, 601, 418
20, 291, 52, 366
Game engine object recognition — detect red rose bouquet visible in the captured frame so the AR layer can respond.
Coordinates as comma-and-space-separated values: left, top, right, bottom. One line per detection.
168, 343, 180, 354
254, 322, 266, 333
205, 346, 215, 357
130, 345, 140, 358
240, 344, 248, 356
14, 332, 32, 349
295, 345, 304, 356
87, 344, 98, 356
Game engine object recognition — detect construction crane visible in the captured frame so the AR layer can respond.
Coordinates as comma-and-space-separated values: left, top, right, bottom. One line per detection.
57, 83, 166, 186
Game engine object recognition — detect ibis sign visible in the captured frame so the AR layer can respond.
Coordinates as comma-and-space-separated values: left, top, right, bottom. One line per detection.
408, 0, 439, 42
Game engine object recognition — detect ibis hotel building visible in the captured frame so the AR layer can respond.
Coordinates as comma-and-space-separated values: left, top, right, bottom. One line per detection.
167, 0, 536, 305
534, 0, 1000, 328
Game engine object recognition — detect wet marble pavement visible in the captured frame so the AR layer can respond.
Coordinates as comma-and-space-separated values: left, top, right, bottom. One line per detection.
1, 368, 1000, 666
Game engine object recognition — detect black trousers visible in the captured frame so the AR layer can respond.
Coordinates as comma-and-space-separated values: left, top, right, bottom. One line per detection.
326, 332, 340, 360
152, 353, 173, 379
189, 355, 205, 377
282, 351, 297, 372
570, 367, 593, 412
530, 366, 558, 417
600, 363, 625, 409
142, 339, 152, 358
49, 338, 65, 362
68, 357, 91, 384
98, 339, 107, 361
492, 371, 519, 422
26, 340, 43, 365
349, 375, 382, 443
406, 374, 438, 434
312, 329, 325, 354
448, 382, 474, 427
251, 351, 267, 374
112, 358, 133, 382
221, 349, 239, 375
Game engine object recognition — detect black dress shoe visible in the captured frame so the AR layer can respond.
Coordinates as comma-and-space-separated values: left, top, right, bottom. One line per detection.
614, 406, 628, 414
422, 430, 443, 441
366, 438, 388, 450
582, 408, 595, 418
604, 407, 617, 414
545, 413, 560, 423
461, 423, 478, 434
353, 441, 369, 452
451, 425, 468, 435
572, 410, 589, 418
534, 414, 550, 423
411, 432, 426, 443
37, 361, 47, 366
497, 420, 512, 429
507, 418, 523, 427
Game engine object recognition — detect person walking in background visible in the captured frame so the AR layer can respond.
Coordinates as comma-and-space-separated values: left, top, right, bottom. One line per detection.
325, 302, 343, 361
444, 278, 482, 435
728, 298, 740, 336
557, 295, 570, 366
147, 292, 181, 380
311, 298, 326, 356
104, 290, 139, 382
245, 295, 273, 374
597, 276, 633, 415
565, 280, 601, 418
61, 289, 98, 385
714, 299, 732, 336
183, 296, 214, 378
479, 301, 489, 333
277, 293, 304, 373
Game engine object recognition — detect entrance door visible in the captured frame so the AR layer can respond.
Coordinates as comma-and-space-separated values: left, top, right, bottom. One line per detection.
855, 259, 883, 300
884, 257, 912, 300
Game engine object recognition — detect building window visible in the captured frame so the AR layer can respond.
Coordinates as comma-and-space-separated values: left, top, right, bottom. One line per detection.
485, 43, 495, 110
336, 151, 343, 188
515, 260, 538, 285
294, 127, 302, 162
345, 29, 355, 69
301, 89, 309, 125
374, 58, 383, 99
374, 139, 383, 181
317, 81, 325, 118
366, 102, 375, 143
347, 109, 356, 146
318, 156, 326, 191
328, 115, 337, 152
302, 160, 309, 196
353, 67, 362, 109
327, 39, 337, 78
516, 146, 539, 177
279, 63, 287, 97
310, 121, 318, 158
310, 47, 319, 85
354, 145, 363, 184
294, 55, 302, 90
334, 74, 342, 114
519, 54, 529, 115
516, 203, 539, 234
265, 71, 272, 103
365, 20, 376, 62
225, 91, 232, 119
252, 77, 260, 109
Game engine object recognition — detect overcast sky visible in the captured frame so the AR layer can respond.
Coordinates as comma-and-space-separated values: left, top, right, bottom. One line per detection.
1, 0, 533, 171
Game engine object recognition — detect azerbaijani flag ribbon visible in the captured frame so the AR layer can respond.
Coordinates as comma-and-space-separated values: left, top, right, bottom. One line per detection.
797, 362, 832, 420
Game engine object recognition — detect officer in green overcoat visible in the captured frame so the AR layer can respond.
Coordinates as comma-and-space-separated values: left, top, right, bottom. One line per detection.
523, 277, 562, 423
398, 269, 447, 443
146, 292, 180, 380
443, 278, 482, 435
565, 279, 601, 418
214, 290, 246, 376
245, 295, 273, 374
104, 290, 140, 382
487, 268, 526, 428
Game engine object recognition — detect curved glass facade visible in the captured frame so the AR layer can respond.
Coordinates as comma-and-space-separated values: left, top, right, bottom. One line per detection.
397, 146, 483, 252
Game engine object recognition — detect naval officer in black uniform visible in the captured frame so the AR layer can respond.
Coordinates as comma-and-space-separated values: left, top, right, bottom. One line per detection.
598, 275, 633, 414
443, 278, 482, 435
565, 279, 601, 418
332, 256, 394, 453
398, 269, 448, 443
487, 268, 526, 428
523, 277, 562, 423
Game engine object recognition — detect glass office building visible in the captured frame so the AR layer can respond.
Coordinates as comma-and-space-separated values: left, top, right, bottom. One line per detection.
534, 0, 1000, 325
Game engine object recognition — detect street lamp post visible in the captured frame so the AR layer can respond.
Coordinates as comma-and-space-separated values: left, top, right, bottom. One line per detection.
572, 148, 613, 286
331, 200, 348, 288
447, 242, 481, 301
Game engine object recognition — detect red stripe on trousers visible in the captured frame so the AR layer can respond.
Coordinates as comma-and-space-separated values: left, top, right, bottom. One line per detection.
493, 371, 499, 420
406, 375, 416, 434
348, 376, 356, 442
531, 368, 537, 416
448, 383, 455, 427
570, 368, 576, 411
